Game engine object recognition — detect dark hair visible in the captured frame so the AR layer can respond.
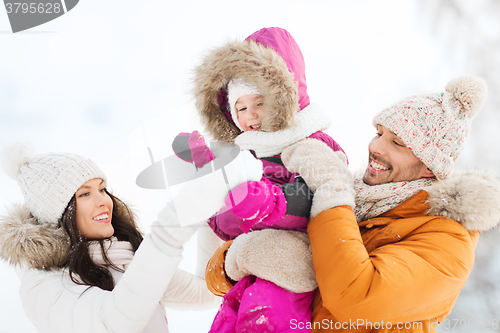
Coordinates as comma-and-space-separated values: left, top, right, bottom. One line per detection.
60, 189, 143, 291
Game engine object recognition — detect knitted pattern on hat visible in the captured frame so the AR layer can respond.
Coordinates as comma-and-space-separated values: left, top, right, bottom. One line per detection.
354, 172, 433, 222
373, 76, 487, 179
1, 143, 107, 227
227, 78, 262, 132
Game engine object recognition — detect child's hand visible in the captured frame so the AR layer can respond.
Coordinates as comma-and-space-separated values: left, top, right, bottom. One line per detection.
172, 131, 213, 169
223, 178, 286, 233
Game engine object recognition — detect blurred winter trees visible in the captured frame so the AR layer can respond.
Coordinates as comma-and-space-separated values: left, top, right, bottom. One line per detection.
417, 1, 500, 332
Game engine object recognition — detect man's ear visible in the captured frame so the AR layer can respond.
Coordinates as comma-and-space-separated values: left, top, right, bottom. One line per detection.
422, 167, 435, 178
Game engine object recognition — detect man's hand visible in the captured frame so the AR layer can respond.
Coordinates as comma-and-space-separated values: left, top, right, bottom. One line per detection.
281, 138, 354, 217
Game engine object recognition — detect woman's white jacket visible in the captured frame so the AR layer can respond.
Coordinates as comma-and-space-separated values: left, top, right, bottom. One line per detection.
0, 204, 221, 333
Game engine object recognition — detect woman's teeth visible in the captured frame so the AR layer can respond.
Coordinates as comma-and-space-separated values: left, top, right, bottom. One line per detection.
93, 213, 109, 221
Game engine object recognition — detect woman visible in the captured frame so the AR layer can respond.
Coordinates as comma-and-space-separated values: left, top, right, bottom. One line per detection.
0, 143, 221, 333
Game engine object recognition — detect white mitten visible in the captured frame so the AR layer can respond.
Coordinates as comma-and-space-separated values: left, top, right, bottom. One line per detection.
225, 229, 317, 293
281, 138, 355, 217
224, 150, 264, 189
171, 149, 263, 226
150, 200, 197, 256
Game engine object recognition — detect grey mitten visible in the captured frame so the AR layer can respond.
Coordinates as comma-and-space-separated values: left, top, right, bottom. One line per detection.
225, 229, 317, 293
281, 138, 355, 217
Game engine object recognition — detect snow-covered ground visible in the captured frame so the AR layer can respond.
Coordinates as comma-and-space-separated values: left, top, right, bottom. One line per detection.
1, 0, 499, 332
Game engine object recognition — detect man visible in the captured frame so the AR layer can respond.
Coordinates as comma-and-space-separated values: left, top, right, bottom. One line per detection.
205, 76, 500, 332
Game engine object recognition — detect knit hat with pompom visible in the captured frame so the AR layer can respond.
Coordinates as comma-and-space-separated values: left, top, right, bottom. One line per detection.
373, 75, 487, 180
1, 143, 107, 227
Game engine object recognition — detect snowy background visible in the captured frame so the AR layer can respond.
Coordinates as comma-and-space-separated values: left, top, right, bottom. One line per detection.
1, 0, 499, 332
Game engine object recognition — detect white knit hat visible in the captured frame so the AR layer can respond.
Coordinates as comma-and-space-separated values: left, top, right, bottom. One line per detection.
227, 78, 262, 131
1, 143, 107, 227
373, 76, 487, 180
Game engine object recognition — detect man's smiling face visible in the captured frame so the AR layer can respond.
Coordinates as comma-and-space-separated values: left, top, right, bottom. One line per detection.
363, 125, 434, 185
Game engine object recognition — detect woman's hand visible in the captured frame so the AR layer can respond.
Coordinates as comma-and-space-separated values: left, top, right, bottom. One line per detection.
150, 200, 197, 256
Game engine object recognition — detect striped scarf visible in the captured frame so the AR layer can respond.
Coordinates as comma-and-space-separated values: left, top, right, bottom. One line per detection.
353, 172, 434, 222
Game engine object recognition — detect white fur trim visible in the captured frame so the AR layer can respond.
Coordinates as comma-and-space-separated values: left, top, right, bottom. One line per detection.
426, 169, 500, 232
235, 103, 331, 157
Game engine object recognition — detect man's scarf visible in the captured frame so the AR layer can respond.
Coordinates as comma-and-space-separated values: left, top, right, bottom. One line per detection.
353, 172, 434, 222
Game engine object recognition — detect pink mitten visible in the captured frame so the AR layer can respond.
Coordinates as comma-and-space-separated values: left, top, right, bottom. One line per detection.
224, 178, 287, 233
172, 131, 213, 169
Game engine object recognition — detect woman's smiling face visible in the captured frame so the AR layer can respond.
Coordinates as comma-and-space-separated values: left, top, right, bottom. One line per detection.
75, 178, 114, 239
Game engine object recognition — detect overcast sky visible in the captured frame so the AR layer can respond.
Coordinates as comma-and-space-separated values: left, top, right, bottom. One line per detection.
1, 1, 498, 332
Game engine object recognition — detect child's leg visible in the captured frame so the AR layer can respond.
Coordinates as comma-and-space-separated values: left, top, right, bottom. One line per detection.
236, 277, 315, 333
209, 276, 257, 333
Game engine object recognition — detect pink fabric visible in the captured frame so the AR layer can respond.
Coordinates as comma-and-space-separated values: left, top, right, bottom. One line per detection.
188, 131, 213, 169
245, 27, 310, 111
223, 177, 287, 233
209, 276, 314, 333
208, 207, 309, 242
217, 90, 233, 133
308, 131, 348, 164
173, 132, 193, 163
261, 159, 294, 185
208, 131, 345, 241
216, 27, 311, 128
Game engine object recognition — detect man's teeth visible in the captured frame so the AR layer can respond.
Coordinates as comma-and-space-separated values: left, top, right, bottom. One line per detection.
371, 160, 389, 171
93, 213, 109, 221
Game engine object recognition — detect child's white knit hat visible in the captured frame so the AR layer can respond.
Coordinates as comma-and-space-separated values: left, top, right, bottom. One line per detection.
227, 78, 262, 131
1, 143, 107, 227
373, 76, 487, 180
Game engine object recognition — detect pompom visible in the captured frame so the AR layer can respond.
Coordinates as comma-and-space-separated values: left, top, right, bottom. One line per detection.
445, 75, 487, 118
1, 142, 34, 180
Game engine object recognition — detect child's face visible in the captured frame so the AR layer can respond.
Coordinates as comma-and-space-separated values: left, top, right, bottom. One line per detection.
235, 94, 266, 131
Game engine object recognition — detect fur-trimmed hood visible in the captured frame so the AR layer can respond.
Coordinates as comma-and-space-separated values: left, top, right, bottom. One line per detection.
0, 199, 137, 270
0, 203, 70, 269
426, 169, 500, 232
193, 27, 309, 142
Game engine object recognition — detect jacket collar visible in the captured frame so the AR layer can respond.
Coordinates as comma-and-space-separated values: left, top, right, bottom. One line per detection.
235, 104, 331, 157
0, 203, 70, 270
358, 170, 500, 233
358, 190, 430, 228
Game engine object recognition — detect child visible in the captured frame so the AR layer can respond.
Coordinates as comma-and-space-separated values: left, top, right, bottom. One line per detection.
193, 27, 348, 332
0, 143, 220, 333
